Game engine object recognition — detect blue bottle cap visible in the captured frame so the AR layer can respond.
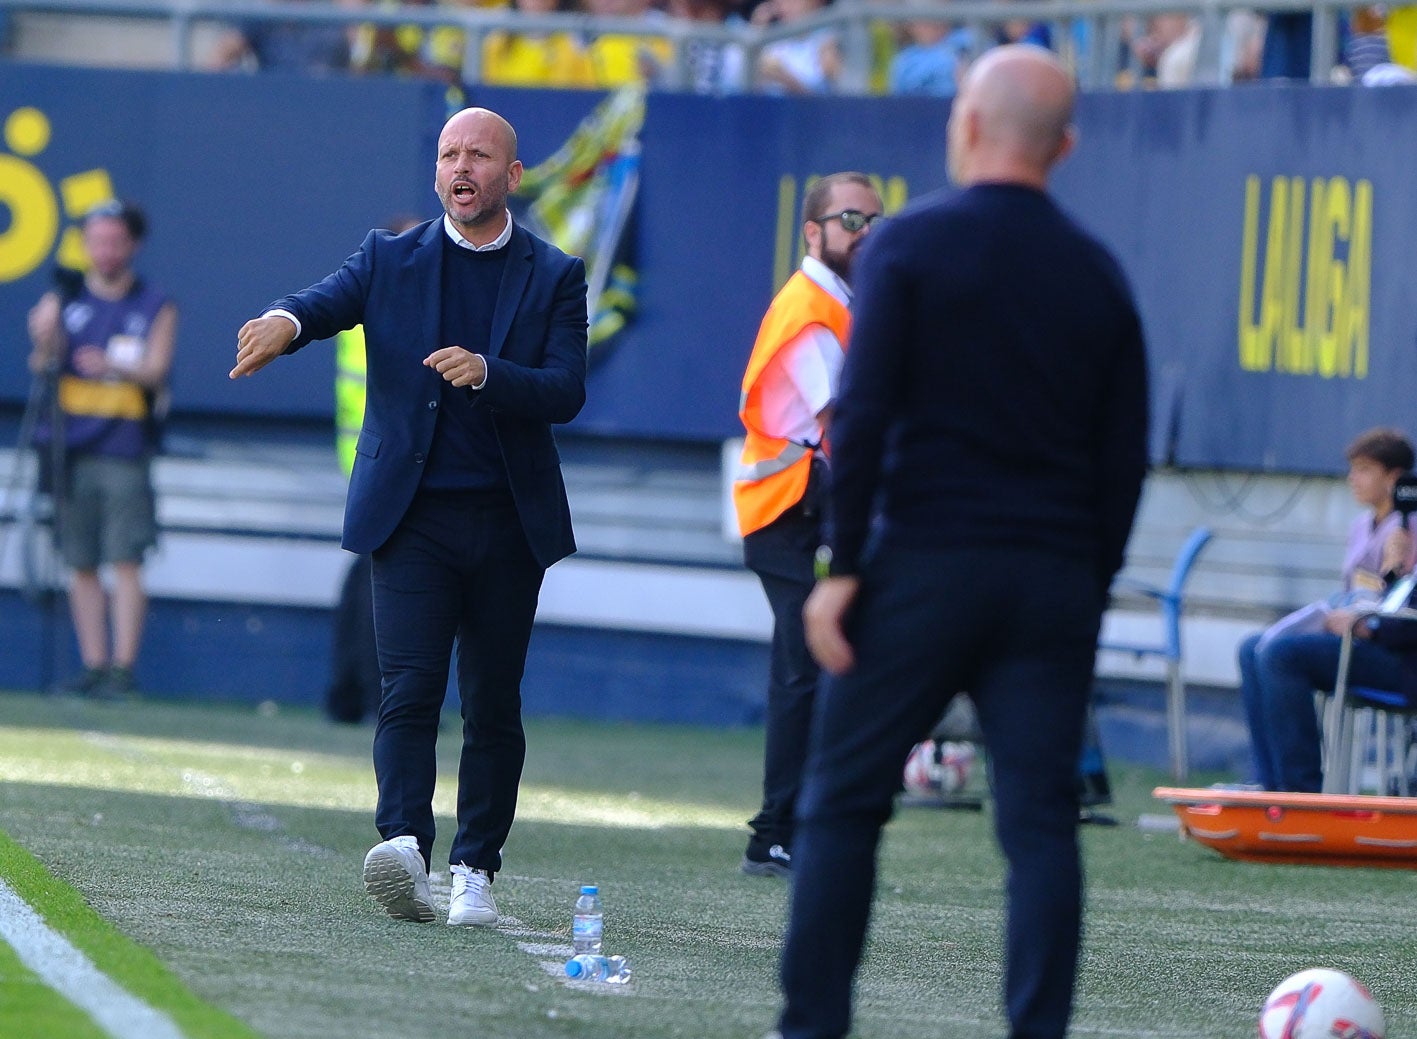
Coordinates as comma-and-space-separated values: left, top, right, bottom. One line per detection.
580, 884, 598, 894
565, 958, 585, 978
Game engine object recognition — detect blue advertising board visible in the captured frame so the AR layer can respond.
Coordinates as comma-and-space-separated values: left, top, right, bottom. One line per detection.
3, 66, 1416, 474
0, 65, 444, 418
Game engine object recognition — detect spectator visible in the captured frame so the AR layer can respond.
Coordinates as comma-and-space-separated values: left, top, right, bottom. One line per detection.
1257, 9, 1348, 80
1342, 5, 1391, 81
1239, 427, 1416, 791
481, 0, 593, 87
1362, 60, 1417, 83
206, 0, 357, 73
993, 0, 1052, 50
1387, 3, 1417, 69
25, 200, 177, 700
582, 0, 676, 87
753, 0, 841, 93
889, 16, 974, 96
667, 0, 749, 94
1220, 10, 1264, 82
1128, 13, 1198, 86
348, 0, 465, 88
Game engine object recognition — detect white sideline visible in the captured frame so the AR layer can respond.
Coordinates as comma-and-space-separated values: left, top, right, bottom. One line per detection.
0, 878, 186, 1039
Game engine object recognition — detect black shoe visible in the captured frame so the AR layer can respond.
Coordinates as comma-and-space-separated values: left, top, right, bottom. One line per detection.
1079, 809, 1119, 826
102, 666, 137, 700
59, 666, 109, 698
741, 842, 791, 878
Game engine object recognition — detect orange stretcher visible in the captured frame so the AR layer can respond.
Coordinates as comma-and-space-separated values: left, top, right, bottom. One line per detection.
1153, 787, 1417, 869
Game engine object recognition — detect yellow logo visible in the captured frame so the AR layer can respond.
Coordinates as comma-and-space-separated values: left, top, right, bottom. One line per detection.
0, 106, 118, 282
1238, 174, 1372, 378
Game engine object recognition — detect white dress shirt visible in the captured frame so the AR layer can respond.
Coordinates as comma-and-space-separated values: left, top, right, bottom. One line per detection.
753, 254, 850, 445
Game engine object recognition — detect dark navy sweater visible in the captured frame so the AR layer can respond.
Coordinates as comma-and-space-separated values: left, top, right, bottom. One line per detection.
827, 183, 1150, 591
422, 236, 510, 492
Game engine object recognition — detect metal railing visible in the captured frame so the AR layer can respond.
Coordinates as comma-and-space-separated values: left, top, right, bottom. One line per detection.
0, 0, 1363, 92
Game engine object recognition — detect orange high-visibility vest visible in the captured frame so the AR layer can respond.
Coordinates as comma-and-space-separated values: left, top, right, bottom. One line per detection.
733, 270, 851, 537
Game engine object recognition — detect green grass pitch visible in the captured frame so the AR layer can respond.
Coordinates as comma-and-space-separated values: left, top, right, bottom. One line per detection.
1, 688, 1415, 1038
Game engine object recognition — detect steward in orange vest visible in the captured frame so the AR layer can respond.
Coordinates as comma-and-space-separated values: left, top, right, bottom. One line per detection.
731, 173, 884, 879
733, 268, 850, 536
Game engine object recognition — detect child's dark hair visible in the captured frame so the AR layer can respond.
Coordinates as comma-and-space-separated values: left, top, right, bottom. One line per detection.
1346, 427, 1415, 473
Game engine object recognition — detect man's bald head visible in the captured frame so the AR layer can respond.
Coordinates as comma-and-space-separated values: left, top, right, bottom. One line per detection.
439, 107, 519, 162
947, 45, 1076, 189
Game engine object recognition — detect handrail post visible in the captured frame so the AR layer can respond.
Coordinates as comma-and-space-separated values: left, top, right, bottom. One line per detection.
836, 0, 873, 95
1310, 0, 1337, 84
169, 5, 192, 70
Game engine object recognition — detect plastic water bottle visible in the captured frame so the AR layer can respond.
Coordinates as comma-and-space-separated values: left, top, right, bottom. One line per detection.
564, 954, 632, 985
572, 884, 603, 954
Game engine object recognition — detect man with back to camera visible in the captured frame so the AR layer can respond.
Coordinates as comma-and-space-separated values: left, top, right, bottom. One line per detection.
733, 172, 883, 878
230, 107, 588, 929
773, 45, 1150, 1039
26, 199, 177, 702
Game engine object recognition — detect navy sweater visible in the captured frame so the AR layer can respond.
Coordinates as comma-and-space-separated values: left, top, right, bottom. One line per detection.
422, 237, 510, 491
827, 183, 1150, 591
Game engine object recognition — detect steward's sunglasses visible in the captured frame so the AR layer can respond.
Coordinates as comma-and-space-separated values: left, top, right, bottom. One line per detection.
815, 209, 884, 233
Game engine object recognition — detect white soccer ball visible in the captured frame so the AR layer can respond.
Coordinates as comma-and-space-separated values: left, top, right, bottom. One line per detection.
1259, 968, 1385, 1039
902, 739, 976, 796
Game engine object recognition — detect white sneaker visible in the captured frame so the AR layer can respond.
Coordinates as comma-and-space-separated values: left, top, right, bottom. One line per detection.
362, 836, 436, 923
447, 863, 498, 926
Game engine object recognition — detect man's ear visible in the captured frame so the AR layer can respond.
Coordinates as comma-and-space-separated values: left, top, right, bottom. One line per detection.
802, 219, 822, 258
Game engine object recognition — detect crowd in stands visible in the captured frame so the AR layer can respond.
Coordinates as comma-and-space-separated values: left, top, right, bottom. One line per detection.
176, 0, 1417, 91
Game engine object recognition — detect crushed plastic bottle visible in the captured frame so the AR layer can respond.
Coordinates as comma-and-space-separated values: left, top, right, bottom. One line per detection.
564, 954, 632, 984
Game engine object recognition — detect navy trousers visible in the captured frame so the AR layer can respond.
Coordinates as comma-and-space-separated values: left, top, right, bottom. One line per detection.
743, 503, 821, 852
1238, 629, 1405, 791
778, 545, 1103, 1039
369, 489, 544, 873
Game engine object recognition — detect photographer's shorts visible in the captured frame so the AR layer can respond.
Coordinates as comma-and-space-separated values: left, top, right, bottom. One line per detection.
61, 454, 157, 570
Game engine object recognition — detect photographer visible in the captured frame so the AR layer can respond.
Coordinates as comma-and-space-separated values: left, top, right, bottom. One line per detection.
26, 199, 177, 699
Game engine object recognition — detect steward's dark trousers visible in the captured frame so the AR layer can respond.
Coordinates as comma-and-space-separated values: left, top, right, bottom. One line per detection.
778, 545, 1103, 1039
325, 552, 380, 723
370, 489, 544, 873
743, 502, 821, 852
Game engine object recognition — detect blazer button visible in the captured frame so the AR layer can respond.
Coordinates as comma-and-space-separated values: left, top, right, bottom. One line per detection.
414, 452, 425, 464
427, 400, 438, 410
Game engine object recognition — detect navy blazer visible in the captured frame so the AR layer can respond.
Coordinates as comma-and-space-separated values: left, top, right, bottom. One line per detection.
270, 219, 588, 565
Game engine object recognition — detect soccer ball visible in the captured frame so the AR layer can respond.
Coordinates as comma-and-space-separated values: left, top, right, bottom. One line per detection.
902, 739, 975, 796
1259, 968, 1385, 1039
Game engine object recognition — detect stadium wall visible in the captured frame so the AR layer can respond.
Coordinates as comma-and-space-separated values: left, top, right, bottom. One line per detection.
2, 66, 1415, 474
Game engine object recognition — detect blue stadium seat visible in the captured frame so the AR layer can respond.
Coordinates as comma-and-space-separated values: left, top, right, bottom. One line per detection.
1099, 525, 1214, 783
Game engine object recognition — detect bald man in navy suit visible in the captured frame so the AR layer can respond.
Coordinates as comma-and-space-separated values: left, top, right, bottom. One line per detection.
774, 46, 1149, 1039
233, 107, 587, 930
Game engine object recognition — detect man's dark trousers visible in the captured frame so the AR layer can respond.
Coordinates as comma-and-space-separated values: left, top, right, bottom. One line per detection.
779, 545, 1103, 1039
370, 489, 544, 874
743, 500, 821, 853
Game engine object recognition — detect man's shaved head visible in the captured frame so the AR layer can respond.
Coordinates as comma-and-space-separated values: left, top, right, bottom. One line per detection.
947, 45, 1077, 189
439, 107, 518, 162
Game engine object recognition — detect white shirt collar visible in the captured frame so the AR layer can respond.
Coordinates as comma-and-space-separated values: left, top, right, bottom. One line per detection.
801, 254, 852, 307
443, 211, 514, 252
